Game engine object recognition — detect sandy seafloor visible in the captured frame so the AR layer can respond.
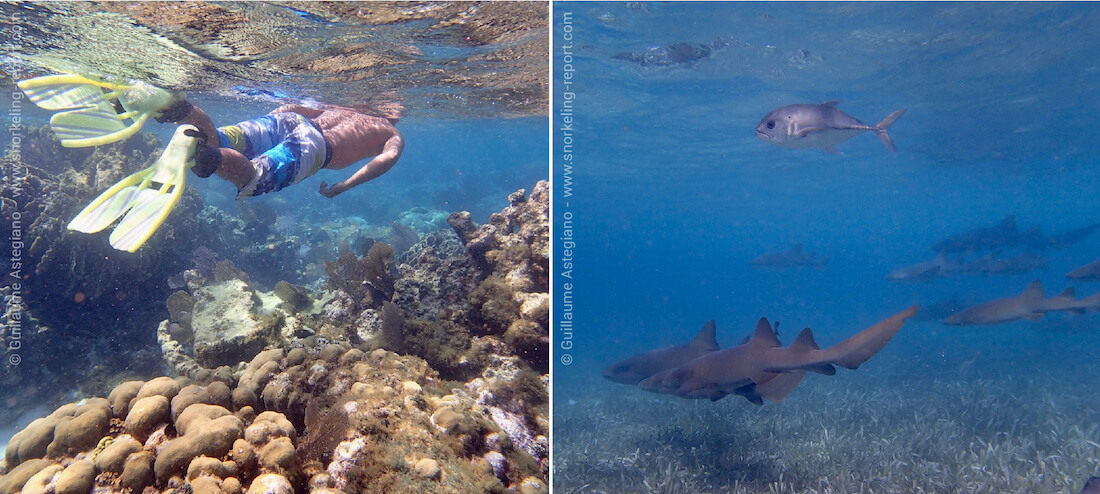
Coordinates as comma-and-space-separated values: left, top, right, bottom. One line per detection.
552, 2, 1100, 492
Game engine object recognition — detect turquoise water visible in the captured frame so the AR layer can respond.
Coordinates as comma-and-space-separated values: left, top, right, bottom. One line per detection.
553, 3, 1100, 492
0, 2, 548, 454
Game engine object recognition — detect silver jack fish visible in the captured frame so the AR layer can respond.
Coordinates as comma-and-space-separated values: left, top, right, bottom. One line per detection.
755, 101, 906, 153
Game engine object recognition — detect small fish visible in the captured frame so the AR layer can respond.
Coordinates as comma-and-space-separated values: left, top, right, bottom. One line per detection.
755, 101, 906, 153
750, 243, 828, 268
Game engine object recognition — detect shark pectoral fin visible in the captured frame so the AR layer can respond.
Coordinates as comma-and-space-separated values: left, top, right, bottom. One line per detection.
1023, 312, 1044, 321
756, 370, 807, 403
729, 384, 764, 405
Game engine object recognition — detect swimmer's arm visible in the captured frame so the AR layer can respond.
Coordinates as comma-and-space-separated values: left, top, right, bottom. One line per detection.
271, 104, 325, 118
320, 134, 404, 198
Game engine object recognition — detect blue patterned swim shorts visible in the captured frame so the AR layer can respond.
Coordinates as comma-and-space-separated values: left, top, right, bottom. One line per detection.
217, 112, 330, 197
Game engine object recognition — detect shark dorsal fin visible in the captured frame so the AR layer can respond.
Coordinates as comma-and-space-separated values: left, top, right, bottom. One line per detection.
1021, 280, 1044, 299
1057, 287, 1075, 299
788, 328, 821, 352
690, 320, 720, 351
750, 317, 781, 348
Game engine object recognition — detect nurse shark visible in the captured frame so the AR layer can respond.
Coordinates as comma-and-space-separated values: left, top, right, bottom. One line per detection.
943, 280, 1100, 326
630, 307, 918, 404
602, 320, 720, 385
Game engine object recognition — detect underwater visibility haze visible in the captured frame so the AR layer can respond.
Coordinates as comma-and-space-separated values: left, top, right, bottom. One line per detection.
554, 2, 1100, 493
1, 2, 548, 494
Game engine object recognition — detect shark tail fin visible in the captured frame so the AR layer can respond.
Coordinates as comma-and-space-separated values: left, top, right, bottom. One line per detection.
874, 109, 906, 152
822, 306, 917, 369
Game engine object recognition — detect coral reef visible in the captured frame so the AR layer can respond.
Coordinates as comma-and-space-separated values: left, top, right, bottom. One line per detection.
2, 182, 550, 492
447, 181, 550, 372
0, 345, 542, 494
323, 242, 397, 310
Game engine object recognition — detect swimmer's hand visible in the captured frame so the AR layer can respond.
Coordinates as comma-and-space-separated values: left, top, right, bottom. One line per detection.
319, 181, 348, 198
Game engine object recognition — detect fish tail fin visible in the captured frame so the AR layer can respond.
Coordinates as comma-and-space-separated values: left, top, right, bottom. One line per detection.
822, 306, 917, 369
875, 109, 907, 152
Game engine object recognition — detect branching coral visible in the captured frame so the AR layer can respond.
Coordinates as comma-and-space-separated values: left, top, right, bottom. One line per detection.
323, 242, 397, 310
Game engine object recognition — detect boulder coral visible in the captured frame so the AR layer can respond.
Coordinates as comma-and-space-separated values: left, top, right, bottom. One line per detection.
0, 379, 299, 494
0, 344, 544, 493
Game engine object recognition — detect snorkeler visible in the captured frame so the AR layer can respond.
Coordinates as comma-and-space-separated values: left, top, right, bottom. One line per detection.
159, 100, 404, 199
18, 73, 402, 252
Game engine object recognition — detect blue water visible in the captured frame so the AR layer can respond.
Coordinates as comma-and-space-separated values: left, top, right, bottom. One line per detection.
0, 2, 548, 454
554, 3, 1100, 491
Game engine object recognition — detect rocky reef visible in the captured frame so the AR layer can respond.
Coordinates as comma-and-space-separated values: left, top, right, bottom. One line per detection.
1, 181, 550, 493
0, 350, 545, 494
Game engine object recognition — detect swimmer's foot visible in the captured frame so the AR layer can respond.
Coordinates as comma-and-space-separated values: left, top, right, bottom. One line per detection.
184, 128, 222, 178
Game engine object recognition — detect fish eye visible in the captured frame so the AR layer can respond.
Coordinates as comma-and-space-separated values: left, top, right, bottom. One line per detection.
766, 120, 775, 130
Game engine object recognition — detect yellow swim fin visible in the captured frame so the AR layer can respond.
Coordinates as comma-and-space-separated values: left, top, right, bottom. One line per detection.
68, 125, 200, 252
17, 74, 181, 148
